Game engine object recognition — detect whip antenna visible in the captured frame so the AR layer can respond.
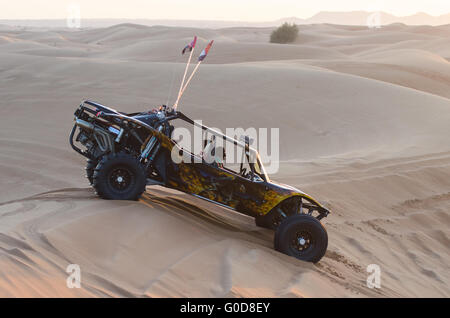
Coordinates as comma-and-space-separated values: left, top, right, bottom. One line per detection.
173, 36, 197, 110
173, 40, 214, 111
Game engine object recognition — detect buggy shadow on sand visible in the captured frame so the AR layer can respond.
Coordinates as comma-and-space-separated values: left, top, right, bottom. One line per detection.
69, 100, 330, 262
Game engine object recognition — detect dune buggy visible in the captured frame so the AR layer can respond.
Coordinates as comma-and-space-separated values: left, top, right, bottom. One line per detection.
69, 100, 330, 262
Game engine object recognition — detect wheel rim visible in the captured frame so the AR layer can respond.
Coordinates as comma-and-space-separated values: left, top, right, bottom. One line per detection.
289, 230, 314, 254
108, 167, 133, 191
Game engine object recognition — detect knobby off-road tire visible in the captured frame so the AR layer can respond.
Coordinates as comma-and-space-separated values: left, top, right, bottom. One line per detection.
92, 152, 146, 200
85, 159, 98, 185
274, 214, 328, 263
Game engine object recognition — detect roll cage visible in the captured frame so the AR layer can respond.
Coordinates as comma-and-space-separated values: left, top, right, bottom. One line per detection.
169, 112, 270, 183
71, 100, 269, 182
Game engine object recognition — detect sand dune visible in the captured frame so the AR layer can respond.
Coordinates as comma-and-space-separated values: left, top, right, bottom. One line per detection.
301, 49, 450, 98
0, 23, 449, 297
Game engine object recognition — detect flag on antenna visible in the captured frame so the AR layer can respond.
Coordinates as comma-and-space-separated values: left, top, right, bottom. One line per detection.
181, 36, 197, 55
198, 40, 214, 61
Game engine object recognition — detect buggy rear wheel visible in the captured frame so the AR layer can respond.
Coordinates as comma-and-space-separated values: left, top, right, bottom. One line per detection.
92, 153, 146, 200
274, 214, 328, 263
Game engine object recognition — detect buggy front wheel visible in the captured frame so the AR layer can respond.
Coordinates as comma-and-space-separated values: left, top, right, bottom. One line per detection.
274, 214, 328, 263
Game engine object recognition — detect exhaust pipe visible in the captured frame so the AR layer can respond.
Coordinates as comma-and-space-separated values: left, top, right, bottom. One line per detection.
75, 118, 115, 153
75, 119, 94, 131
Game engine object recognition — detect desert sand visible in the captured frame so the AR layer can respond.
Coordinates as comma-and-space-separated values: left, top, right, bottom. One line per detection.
0, 23, 449, 297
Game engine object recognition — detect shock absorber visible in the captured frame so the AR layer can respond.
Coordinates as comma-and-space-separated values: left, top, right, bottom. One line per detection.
141, 125, 163, 160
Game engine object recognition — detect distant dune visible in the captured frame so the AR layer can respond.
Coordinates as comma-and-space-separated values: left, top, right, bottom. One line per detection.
1, 11, 450, 29
0, 23, 449, 297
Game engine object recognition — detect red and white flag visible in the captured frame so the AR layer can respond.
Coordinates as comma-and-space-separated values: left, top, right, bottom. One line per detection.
198, 40, 214, 61
182, 36, 197, 55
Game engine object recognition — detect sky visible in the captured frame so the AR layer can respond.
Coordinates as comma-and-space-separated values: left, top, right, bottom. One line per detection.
0, 0, 449, 21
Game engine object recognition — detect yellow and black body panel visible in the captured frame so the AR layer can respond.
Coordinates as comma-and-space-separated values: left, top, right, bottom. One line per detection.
151, 137, 329, 219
